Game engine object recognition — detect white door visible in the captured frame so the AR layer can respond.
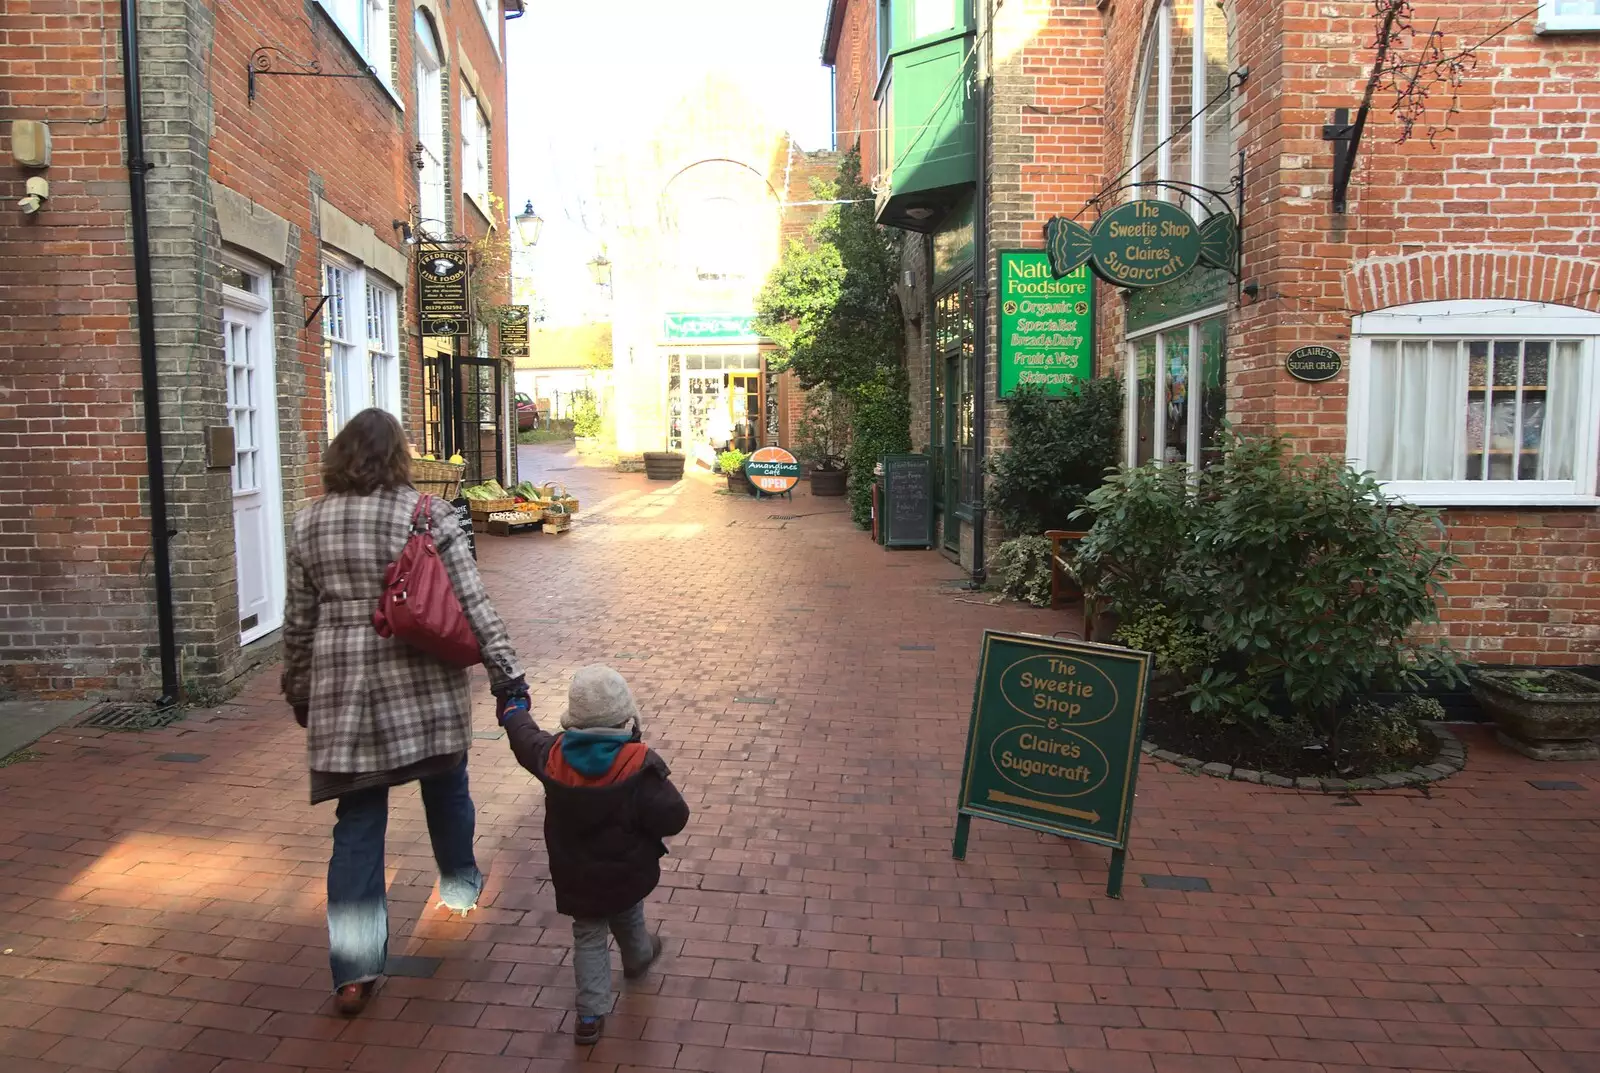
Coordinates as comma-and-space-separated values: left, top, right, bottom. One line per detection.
223, 265, 285, 645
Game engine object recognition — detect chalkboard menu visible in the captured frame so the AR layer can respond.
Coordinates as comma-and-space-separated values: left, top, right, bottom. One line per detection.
881, 454, 933, 548
451, 497, 477, 560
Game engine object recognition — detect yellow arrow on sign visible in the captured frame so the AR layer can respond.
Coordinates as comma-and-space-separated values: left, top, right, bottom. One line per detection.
988, 790, 1100, 824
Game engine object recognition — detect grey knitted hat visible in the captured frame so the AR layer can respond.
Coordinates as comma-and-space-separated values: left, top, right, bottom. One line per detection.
562, 665, 641, 731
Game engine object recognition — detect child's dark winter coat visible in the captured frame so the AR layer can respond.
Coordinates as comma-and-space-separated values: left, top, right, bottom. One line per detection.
502, 716, 689, 919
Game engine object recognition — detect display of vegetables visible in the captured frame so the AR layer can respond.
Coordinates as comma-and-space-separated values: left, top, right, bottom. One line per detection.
462, 480, 511, 501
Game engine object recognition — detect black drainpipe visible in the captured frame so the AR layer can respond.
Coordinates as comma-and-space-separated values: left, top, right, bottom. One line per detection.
969, 0, 992, 588
119, 0, 180, 707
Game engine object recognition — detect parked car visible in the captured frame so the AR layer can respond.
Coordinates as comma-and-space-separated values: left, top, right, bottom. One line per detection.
515, 393, 540, 432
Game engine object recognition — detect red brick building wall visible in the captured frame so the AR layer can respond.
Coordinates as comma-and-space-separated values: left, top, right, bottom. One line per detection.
823, 0, 879, 177
1091, 0, 1600, 663
824, 0, 1600, 662
0, 0, 511, 697
0, 2, 146, 694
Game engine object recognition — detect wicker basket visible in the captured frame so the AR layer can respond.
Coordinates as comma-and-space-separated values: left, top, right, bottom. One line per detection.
544, 483, 579, 513
411, 458, 465, 500
468, 497, 517, 520
541, 509, 572, 533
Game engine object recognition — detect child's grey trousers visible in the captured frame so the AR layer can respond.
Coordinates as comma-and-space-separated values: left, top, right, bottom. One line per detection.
572, 901, 654, 1016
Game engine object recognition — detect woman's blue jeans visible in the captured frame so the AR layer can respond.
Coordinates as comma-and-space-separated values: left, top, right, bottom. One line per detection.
326, 757, 483, 989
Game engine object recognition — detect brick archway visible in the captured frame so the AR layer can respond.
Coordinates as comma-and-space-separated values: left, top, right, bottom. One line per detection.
1345, 250, 1600, 314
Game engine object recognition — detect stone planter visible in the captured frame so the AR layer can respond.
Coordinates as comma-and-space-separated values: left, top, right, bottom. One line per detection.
642, 451, 685, 482
809, 466, 847, 497
1470, 668, 1600, 761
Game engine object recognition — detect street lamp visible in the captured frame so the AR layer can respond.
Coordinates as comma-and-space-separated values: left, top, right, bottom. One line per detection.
515, 200, 543, 247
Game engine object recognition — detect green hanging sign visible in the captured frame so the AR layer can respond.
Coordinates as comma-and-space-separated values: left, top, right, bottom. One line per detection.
1045, 201, 1238, 290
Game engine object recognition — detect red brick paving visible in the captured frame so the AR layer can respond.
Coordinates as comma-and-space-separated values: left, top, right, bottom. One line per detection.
2, 444, 1599, 1072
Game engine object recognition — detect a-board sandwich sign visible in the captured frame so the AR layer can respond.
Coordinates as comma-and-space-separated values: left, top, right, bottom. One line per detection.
953, 631, 1153, 897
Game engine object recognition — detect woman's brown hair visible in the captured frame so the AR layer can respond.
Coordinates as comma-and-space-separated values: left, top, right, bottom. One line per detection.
322, 408, 413, 495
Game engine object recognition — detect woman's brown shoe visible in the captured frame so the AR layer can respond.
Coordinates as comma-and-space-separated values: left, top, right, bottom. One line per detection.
335, 980, 374, 1016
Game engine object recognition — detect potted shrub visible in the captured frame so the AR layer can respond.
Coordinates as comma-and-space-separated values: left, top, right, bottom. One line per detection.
796, 386, 851, 497
1470, 668, 1600, 760
718, 449, 750, 494
643, 451, 684, 481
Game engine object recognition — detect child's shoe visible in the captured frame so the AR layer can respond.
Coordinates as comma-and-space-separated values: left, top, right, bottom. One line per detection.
575, 1015, 604, 1045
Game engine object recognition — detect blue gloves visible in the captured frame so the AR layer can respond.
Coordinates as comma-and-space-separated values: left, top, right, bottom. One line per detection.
494, 675, 530, 726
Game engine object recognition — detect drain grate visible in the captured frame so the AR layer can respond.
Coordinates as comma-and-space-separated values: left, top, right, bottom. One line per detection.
79, 703, 183, 731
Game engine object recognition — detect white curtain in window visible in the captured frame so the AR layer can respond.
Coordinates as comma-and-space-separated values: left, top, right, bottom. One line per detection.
1368, 340, 1466, 481
1543, 339, 1582, 481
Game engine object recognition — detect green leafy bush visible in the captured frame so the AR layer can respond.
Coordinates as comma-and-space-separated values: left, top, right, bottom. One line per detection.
1340, 700, 1425, 769
717, 449, 748, 475
795, 385, 852, 470
571, 393, 602, 438
846, 367, 912, 528
986, 380, 1123, 535
990, 536, 1054, 606
1076, 433, 1460, 750
1112, 603, 1216, 678
753, 146, 902, 394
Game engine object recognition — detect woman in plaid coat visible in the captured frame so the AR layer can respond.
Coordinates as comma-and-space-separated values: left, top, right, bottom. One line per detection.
281, 409, 528, 1014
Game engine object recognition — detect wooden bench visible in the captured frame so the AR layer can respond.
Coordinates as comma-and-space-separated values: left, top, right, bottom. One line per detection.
1043, 529, 1090, 612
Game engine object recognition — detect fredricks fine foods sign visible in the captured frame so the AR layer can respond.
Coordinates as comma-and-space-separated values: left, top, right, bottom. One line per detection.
953, 631, 1153, 898
1045, 200, 1238, 289
419, 244, 470, 337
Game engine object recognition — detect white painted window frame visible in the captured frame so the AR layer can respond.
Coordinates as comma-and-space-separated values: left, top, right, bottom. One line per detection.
314, 0, 397, 95
324, 253, 404, 436
415, 12, 448, 231
1537, 1, 1600, 34
1124, 305, 1228, 469
365, 278, 401, 417
461, 87, 492, 214
1347, 300, 1600, 506
1127, 0, 1213, 214
475, 0, 502, 54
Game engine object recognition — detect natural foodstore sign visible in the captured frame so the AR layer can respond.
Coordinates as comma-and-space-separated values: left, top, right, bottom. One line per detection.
953, 631, 1152, 898
998, 251, 1093, 398
1044, 200, 1237, 289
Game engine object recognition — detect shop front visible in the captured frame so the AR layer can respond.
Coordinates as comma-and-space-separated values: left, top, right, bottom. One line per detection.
417, 244, 515, 486
660, 313, 774, 468
927, 197, 977, 558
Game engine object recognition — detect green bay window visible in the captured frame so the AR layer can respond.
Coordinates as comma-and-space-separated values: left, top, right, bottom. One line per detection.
873, 0, 977, 232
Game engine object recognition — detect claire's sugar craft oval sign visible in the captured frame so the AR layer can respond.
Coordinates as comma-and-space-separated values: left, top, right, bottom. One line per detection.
1285, 345, 1343, 383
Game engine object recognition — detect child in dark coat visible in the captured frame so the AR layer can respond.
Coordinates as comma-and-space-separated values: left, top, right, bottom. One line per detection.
498, 665, 689, 1045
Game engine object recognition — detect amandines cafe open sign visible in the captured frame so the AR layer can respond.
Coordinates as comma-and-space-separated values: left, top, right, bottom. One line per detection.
1045, 200, 1238, 289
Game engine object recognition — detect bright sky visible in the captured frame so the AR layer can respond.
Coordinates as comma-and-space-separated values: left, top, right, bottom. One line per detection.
505, 1, 837, 327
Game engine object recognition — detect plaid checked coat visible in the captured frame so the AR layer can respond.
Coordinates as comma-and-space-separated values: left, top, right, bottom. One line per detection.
281, 486, 523, 779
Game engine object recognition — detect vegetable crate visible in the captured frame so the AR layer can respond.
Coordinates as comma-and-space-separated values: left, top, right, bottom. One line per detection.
469, 498, 517, 524
486, 511, 541, 536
